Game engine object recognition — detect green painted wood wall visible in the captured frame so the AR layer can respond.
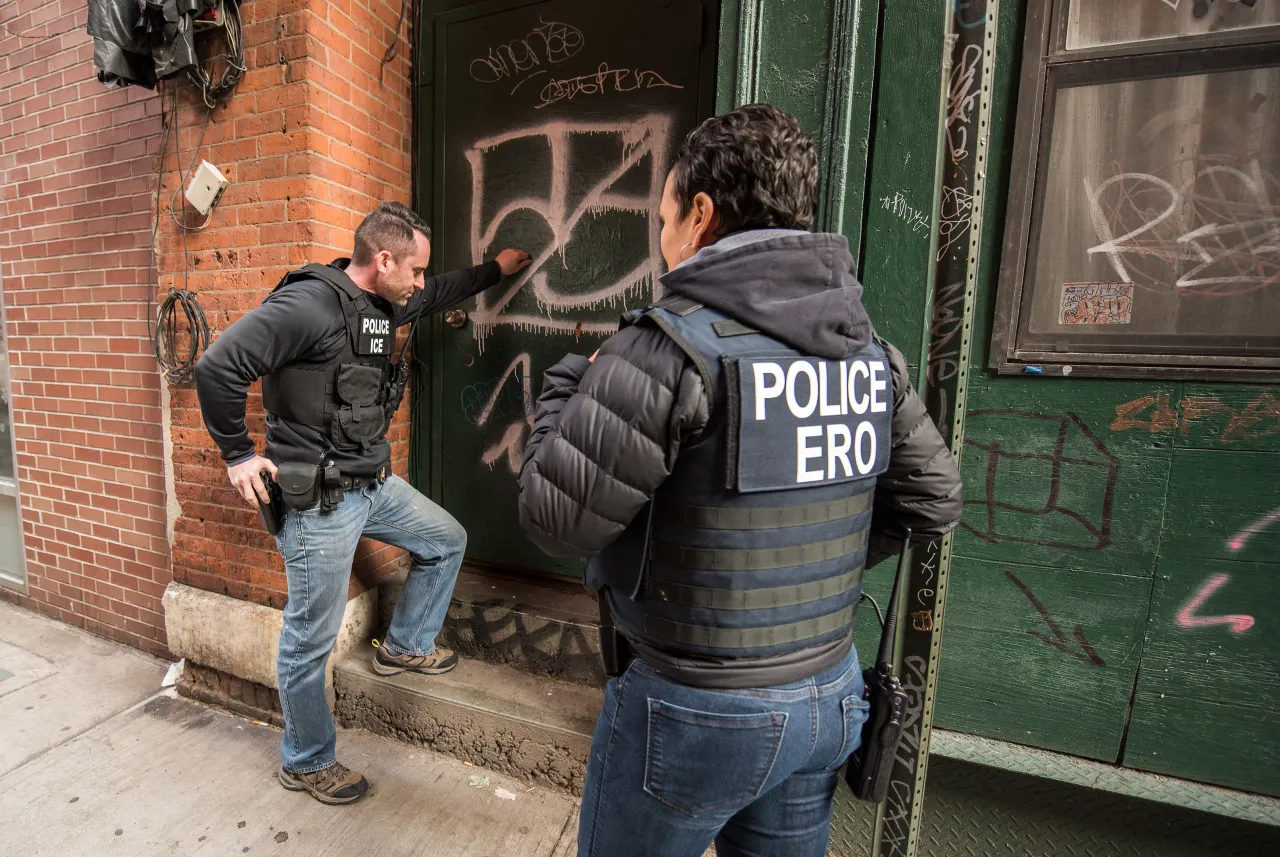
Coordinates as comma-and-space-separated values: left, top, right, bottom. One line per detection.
924, 0, 1280, 798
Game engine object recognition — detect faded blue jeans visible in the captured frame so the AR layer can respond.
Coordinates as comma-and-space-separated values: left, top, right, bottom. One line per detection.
577, 644, 868, 857
274, 474, 465, 773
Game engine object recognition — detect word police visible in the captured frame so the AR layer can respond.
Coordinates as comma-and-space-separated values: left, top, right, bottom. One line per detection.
359, 315, 392, 354
746, 357, 890, 485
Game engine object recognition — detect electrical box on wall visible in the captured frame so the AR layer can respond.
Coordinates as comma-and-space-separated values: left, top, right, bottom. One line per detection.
184, 161, 228, 216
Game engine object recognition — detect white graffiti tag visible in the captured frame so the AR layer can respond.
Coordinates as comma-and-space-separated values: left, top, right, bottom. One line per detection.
1084, 161, 1280, 296
465, 115, 673, 344
474, 353, 535, 474
538, 63, 683, 109
469, 18, 585, 94
945, 44, 982, 163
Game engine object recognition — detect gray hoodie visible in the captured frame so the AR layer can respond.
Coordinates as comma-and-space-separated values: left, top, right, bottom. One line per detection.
661, 228, 874, 360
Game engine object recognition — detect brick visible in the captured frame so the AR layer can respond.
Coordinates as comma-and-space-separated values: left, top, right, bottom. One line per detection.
4, 1, 413, 630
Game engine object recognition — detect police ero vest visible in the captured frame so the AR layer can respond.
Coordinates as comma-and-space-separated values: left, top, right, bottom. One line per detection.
261, 263, 396, 455
588, 296, 894, 661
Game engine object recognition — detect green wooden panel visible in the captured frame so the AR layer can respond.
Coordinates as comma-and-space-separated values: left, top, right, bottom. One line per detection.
824, 0, 881, 259
859, 0, 948, 370
919, 0, 1279, 798
1107, 384, 1280, 455
754, 0, 837, 141
932, 377, 1175, 759
717, 0, 879, 256
1155, 448, 1280, 561
1124, 449, 1280, 796
952, 376, 1175, 574
935, 558, 1151, 760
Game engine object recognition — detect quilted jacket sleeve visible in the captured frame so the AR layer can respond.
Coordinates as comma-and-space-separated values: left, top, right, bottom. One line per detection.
864, 339, 965, 567
517, 321, 709, 557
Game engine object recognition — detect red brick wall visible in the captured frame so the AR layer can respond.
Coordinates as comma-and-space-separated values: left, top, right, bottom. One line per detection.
0, 0, 170, 655
166, 0, 417, 609
2, 0, 417, 652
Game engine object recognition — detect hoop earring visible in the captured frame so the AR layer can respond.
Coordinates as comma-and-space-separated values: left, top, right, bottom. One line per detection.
678, 242, 696, 262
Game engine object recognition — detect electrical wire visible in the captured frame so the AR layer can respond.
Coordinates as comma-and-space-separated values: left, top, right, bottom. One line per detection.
187, 0, 245, 108
154, 289, 211, 386
146, 83, 175, 365
167, 90, 214, 234
860, 592, 886, 631
381, 0, 410, 66
0, 6, 83, 43
151, 86, 212, 385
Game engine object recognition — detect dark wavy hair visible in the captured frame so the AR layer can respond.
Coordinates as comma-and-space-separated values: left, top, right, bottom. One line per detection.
670, 104, 818, 233
352, 202, 432, 266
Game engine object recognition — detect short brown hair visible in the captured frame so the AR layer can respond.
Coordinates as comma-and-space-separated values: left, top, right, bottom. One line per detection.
352, 202, 432, 266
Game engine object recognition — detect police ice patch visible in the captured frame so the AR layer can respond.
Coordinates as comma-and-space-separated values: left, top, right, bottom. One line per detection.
358, 314, 392, 356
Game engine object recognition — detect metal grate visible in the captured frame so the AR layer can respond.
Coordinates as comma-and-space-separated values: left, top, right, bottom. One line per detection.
828, 757, 1280, 857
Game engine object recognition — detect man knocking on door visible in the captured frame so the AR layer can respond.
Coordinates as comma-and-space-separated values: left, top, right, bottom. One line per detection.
195, 202, 531, 805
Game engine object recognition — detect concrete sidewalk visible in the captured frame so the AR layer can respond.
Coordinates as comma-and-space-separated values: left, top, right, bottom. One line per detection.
0, 600, 580, 857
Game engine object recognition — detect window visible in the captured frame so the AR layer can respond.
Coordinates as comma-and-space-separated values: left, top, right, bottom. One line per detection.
0, 279, 25, 589
991, 0, 1280, 379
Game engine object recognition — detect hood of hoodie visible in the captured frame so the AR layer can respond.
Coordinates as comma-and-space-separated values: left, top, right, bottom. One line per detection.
657, 229, 873, 360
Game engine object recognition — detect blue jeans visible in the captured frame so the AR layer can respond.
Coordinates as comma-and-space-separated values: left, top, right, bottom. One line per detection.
274, 474, 465, 773
578, 645, 869, 857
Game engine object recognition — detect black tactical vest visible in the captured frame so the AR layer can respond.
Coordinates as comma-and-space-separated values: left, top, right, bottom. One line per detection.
588, 297, 894, 665
261, 263, 396, 456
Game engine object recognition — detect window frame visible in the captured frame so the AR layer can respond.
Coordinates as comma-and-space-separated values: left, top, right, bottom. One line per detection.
990, 0, 1280, 381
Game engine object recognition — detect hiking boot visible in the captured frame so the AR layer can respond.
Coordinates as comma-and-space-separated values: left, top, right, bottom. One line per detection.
372, 644, 459, 676
278, 762, 369, 805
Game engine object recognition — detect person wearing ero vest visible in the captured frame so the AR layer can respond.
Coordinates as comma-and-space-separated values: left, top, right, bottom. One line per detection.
195, 202, 531, 805
517, 105, 963, 857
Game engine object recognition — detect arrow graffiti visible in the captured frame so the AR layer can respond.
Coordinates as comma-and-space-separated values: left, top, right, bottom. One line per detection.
1004, 571, 1105, 666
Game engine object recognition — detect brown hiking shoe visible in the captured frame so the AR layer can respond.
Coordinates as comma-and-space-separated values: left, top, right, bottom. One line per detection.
279, 762, 369, 805
372, 644, 459, 676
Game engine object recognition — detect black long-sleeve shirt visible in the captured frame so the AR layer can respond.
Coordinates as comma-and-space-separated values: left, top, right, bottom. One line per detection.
195, 258, 501, 477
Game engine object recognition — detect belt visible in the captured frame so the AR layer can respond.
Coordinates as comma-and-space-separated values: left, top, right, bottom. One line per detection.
337, 466, 388, 491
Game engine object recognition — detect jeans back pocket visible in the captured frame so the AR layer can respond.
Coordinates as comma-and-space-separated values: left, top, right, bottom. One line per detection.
644, 699, 787, 818
824, 693, 872, 771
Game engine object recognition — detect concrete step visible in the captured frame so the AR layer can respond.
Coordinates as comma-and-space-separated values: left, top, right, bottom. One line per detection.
333, 642, 603, 796
377, 564, 606, 687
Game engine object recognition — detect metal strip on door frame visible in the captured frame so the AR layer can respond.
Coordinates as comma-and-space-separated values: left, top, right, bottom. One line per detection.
871, 2, 999, 855
0, 269, 30, 592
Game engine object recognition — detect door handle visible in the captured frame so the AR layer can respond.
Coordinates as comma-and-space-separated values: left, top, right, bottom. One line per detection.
444, 308, 468, 329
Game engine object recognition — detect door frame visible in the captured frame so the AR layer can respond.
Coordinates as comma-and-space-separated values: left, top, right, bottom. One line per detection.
0, 269, 29, 593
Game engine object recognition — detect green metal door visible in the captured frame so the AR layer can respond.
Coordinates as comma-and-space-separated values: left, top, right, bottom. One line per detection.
416, 0, 719, 576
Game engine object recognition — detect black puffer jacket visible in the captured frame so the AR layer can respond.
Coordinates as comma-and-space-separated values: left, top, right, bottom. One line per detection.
518, 229, 962, 570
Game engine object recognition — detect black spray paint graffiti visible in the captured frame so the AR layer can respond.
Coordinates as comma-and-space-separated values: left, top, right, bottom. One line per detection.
880, 655, 929, 857
962, 411, 1120, 552
1004, 570, 1105, 666
443, 598, 603, 685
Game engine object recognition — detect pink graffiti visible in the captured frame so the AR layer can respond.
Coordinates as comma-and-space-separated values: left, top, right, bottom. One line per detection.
1229, 506, 1280, 552
1176, 574, 1255, 634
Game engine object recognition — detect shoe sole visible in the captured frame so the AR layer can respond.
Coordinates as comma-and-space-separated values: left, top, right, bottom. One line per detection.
279, 770, 367, 806
371, 655, 458, 677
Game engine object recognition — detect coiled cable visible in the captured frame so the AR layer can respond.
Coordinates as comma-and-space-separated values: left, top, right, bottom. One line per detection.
154, 288, 211, 386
